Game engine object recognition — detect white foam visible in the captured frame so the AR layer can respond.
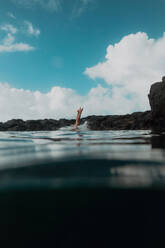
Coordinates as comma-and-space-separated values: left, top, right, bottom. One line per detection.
59, 121, 88, 131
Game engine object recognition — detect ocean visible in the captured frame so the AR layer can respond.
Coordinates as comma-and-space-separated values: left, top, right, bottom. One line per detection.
0, 123, 164, 189
1, 123, 165, 247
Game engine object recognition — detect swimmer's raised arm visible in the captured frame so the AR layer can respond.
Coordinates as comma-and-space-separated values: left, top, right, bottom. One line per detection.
75, 107, 83, 128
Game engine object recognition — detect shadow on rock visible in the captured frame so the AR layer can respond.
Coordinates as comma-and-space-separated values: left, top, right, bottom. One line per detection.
151, 134, 165, 149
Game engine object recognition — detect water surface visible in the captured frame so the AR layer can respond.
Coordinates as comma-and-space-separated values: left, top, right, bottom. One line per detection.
0, 123, 165, 190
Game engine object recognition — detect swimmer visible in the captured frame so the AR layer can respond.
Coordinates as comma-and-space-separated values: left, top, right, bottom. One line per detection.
75, 107, 83, 129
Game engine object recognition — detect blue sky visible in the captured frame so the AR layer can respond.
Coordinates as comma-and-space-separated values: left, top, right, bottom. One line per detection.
0, 0, 165, 120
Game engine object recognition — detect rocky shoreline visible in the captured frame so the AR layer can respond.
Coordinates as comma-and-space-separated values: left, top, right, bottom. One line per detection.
0, 110, 152, 131
0, 77, 164, 132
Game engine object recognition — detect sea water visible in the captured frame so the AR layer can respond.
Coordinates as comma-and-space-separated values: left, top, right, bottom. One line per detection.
0, 122, 165, 190
1, 122, 165, 247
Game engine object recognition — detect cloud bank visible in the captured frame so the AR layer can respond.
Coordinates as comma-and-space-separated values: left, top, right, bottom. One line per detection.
0, 79, 153, 122
85, 32, 165, 112
0, 31, 165, 121
0, 83, 119, 121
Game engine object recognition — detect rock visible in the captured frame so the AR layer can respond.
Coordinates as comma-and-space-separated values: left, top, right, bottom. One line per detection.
162, 76, 165, 83
151, 134, 165, 148
0, 118, 76, 131
25, 119, 63, 131
148, 77, 165, 133
86, 111, 151, 130
58, 119, 75, 127
3, 119, 26, 131
0, 112, 152, 131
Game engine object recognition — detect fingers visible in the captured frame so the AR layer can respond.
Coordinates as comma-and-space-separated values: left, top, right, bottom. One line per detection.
77, 107, 83, 114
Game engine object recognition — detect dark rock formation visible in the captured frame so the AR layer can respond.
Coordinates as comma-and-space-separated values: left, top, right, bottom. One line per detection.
0, 118, 75, 131
0, 111, 152, 131
148, 76, 165, 133
151, 134, 165, 149
85, 111, 151, 130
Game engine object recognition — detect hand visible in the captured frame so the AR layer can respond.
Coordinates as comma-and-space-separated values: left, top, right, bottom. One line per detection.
75, 107, 83, 128
77, 107, 83, 115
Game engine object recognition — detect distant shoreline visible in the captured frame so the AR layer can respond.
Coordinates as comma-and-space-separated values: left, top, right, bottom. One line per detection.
0, 110, 151, 131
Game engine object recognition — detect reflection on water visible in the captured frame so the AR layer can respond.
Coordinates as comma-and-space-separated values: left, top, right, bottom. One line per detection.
0, 125, 165, 189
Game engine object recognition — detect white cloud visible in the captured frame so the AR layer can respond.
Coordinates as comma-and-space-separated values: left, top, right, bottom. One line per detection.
2, 33, 15, 45
85, 32, 165, 112
0, 82, 136, 121
0, 20, 39, 53
1, 24, 17, 34
0, 31, 35, 53
0, 43, 34, 53
24, 21, 40, 37
7, 12, 16, 19
11, 0, 62, 12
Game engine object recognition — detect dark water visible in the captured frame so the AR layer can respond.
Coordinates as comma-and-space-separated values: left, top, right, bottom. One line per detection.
1, 124, 165, 247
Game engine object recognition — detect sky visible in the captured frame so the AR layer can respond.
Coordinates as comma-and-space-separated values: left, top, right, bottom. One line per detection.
0, 0, 165, 121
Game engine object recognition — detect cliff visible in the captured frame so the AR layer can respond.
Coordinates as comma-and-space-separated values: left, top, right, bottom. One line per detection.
148, 76, 165, 133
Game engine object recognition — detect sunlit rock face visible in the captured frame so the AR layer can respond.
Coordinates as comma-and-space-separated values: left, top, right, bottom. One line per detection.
148, 77, 165, 133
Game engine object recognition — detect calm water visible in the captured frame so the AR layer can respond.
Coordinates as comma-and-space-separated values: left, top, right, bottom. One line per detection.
0, 122, 165, 190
